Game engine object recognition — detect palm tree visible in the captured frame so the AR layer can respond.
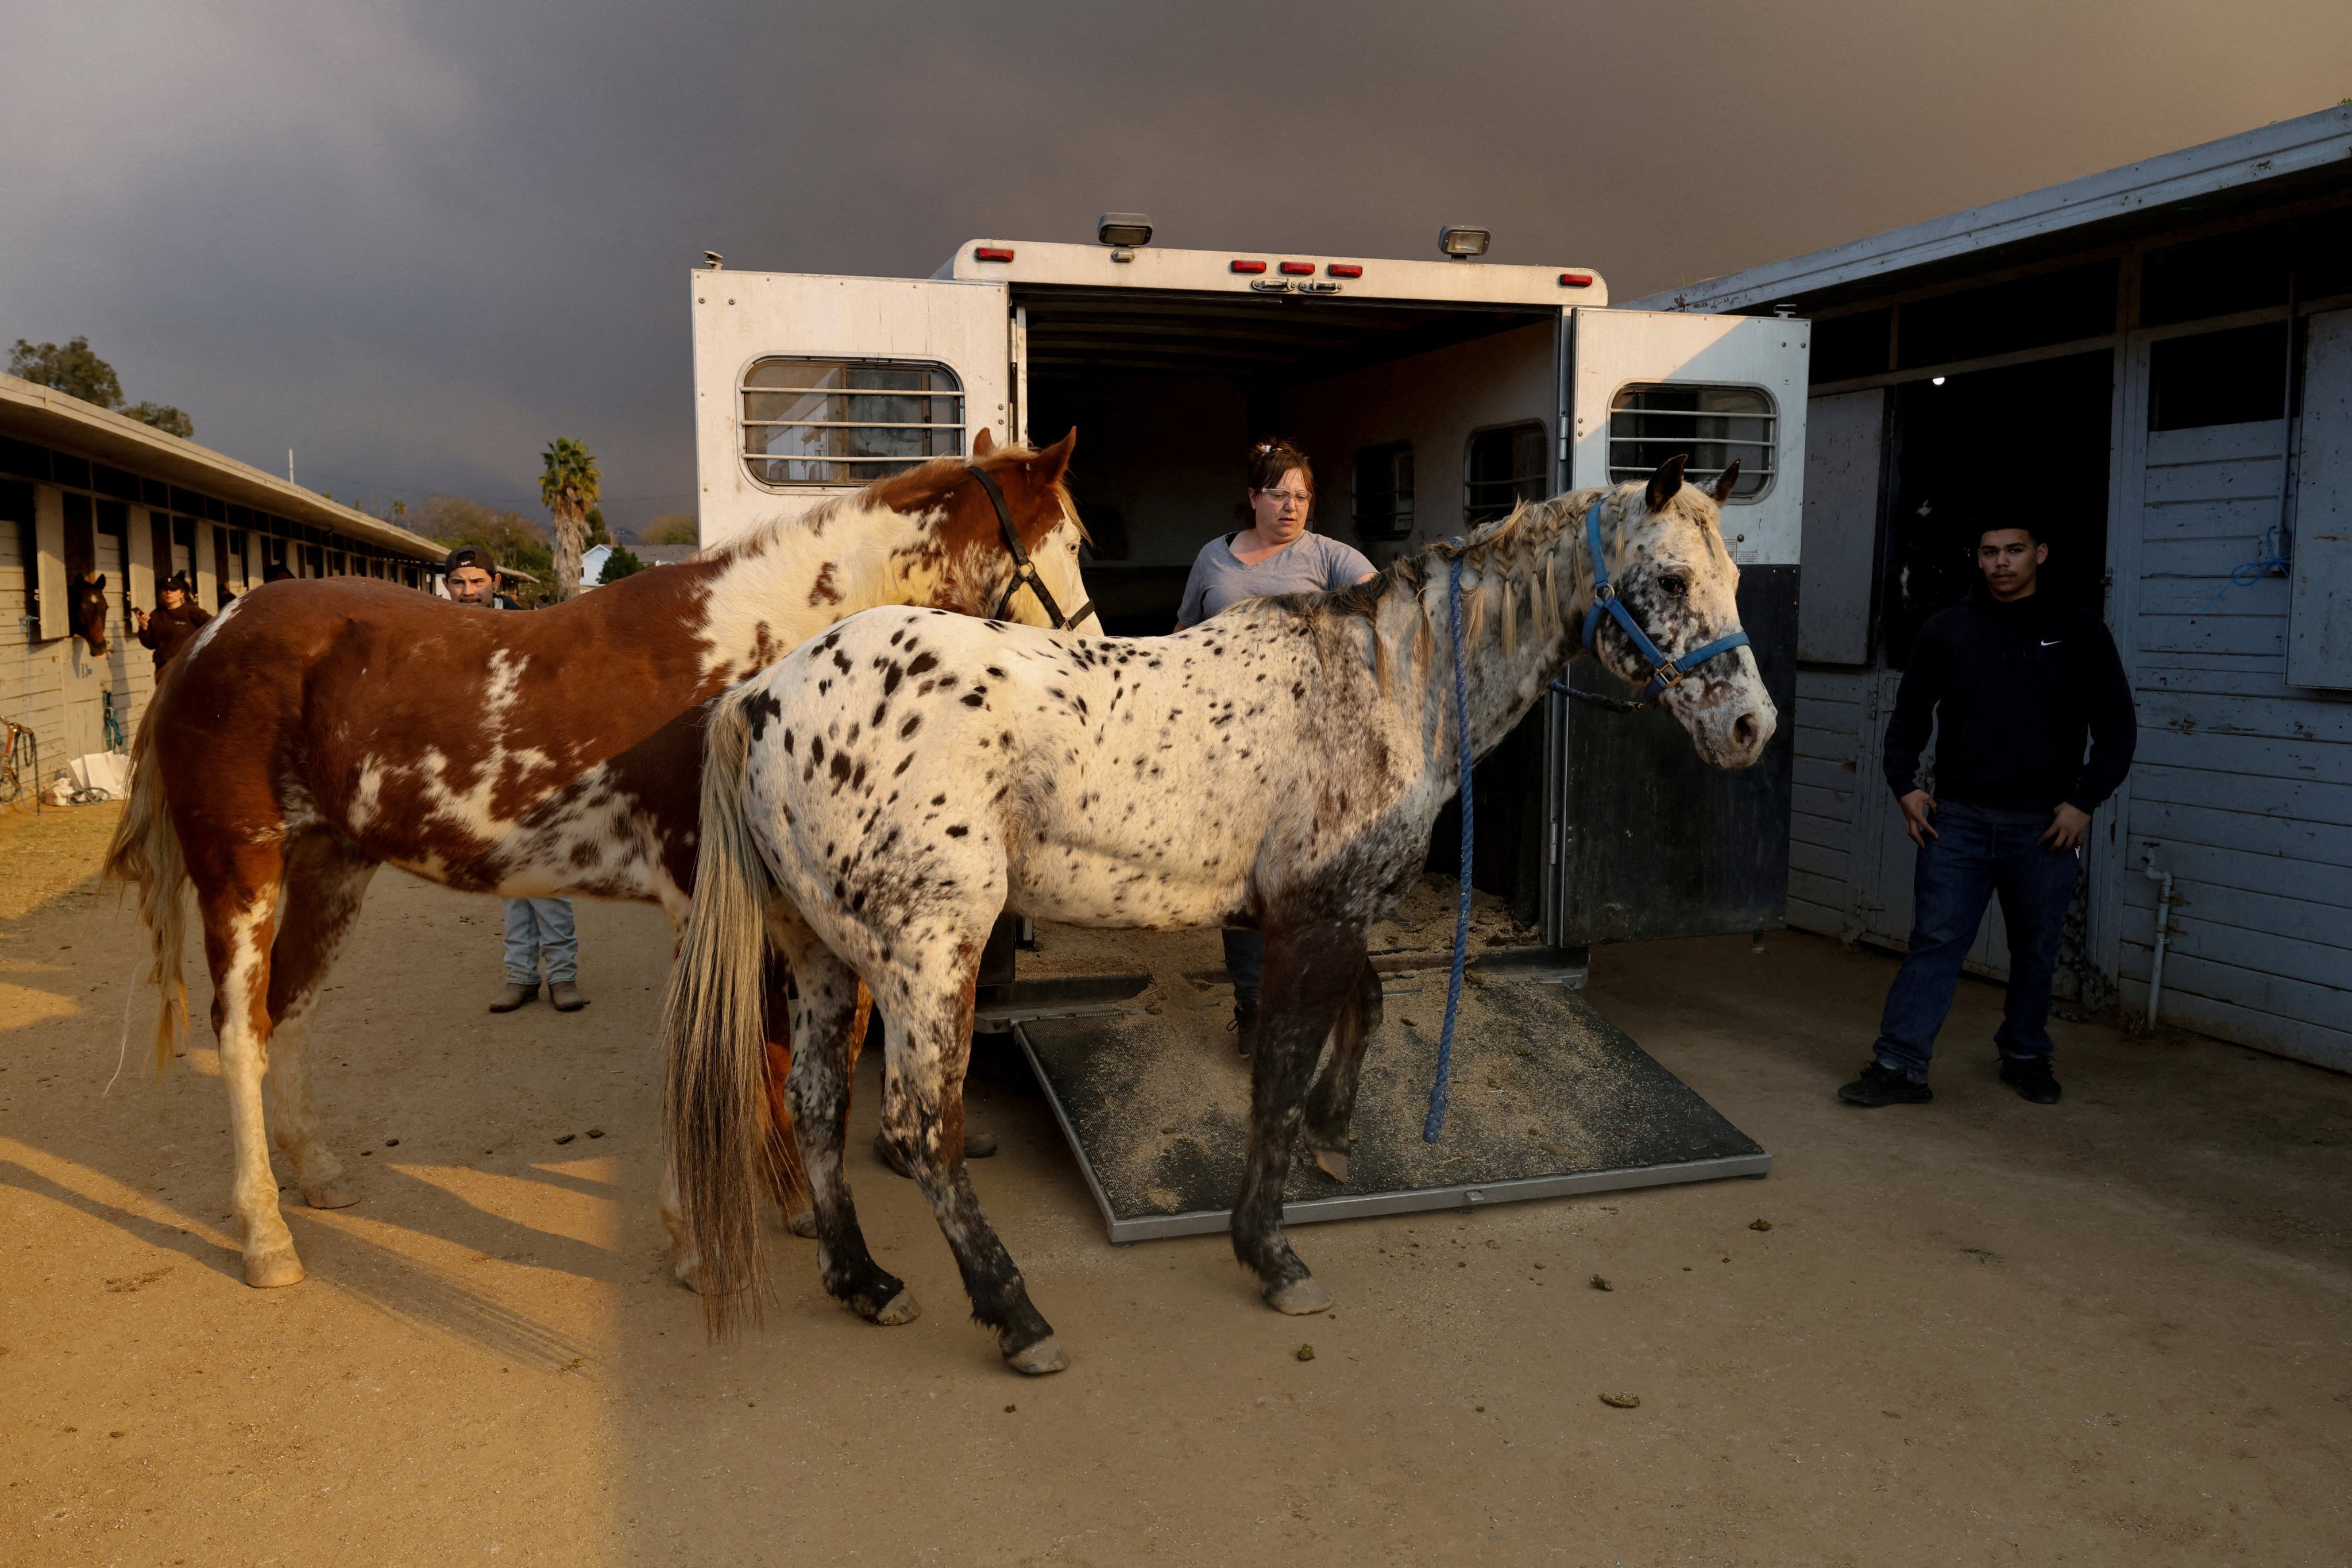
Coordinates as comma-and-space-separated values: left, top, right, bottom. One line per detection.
540, 438, 601, 600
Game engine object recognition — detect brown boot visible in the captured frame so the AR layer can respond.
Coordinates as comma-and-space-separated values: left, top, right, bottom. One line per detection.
547, 980, 588, 1012
489, 982, 539, 1013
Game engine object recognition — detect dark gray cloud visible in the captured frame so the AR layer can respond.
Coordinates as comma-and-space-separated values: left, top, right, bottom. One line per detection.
7, 0, 2346, 532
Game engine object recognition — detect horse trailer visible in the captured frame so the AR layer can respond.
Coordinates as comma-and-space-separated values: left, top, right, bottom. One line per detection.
689, 233, 1810, 956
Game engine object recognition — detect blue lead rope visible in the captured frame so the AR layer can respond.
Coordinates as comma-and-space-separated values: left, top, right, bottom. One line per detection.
1424, 552, 1475, 1143
1422, 500, 1758, 1142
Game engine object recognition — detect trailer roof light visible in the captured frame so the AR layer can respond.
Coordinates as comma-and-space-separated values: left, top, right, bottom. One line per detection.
1230, 259, 1267, 274
1096, 213, 1153, 248
1327, 264, 1363, 278
1558, 271, 1594, 288
974, 246, 1015, 263
1279, 261, 1314, 276
1439, 225, 1491, 259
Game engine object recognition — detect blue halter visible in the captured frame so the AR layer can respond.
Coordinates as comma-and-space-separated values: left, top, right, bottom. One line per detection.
1578, 499, 1752, 700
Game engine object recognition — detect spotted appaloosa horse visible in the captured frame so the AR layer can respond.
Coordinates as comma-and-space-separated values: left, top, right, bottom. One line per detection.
666, 456, 1774, 1373
102, 433, 1096, 1290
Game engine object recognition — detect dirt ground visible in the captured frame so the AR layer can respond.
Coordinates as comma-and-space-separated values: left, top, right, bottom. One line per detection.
2, 803, 2347, 1565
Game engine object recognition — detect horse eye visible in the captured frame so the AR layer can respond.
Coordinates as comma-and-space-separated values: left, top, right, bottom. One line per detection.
1659, 573, 1689, 598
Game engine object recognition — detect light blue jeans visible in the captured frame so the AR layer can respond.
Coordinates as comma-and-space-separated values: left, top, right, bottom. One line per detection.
503, 897, 578, 986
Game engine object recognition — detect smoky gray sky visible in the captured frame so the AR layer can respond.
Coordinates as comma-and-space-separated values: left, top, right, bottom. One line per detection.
7, 1, 2348, 534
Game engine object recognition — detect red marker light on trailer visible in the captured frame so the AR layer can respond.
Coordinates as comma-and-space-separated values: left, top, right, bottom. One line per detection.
1279, 261, 1314, 276
1230, 259, 1267, 274
974, 246, 1015, 263
1327, 264, 1363, 279
1558, 271, 1594, 288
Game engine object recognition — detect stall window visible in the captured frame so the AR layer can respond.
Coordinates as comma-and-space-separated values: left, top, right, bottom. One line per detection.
740, 358, 964, 487
2148, 322, 2288, 431
1608, 385, 1776, 500
96, 500, 130, 616
1464, 423, 1548, 526
1351, 442, 1415, 540
63, 492, 96, 585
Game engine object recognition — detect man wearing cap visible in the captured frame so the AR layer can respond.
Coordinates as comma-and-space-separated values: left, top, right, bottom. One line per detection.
134, 571, 212, 673
443, 545, 590, 1015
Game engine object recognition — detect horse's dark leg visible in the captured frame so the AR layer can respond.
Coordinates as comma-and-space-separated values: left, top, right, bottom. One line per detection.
1300, 955, 1382, 1182
1233, 920, 1366, 1314
878, 951, 1063, 1375
262, 828, 379, 1211
777, 929, 917, 1327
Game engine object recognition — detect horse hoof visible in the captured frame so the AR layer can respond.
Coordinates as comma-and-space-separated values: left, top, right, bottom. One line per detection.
1005, 1335, 1068, 1376
871, 1289, 921, 1327
964, 1129, 998, 1159
244, 1245, 306, 1289
783, 1209, 818, 1239
1311, 1149, 1350, 1183
1266, 1277, 1333, 1316
302, 1181, 359, 1210
872, 1133, 914, 1180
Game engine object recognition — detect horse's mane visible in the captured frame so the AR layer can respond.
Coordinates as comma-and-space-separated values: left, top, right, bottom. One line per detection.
699, 444, 1079, 565
1246, 491, 1600, 694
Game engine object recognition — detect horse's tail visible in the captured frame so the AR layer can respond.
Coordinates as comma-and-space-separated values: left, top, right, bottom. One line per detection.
101, 699, 189, 1076
663, 685, 779, 1336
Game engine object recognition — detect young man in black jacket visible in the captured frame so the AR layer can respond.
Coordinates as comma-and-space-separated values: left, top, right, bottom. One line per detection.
1841, 523, 2136, 1109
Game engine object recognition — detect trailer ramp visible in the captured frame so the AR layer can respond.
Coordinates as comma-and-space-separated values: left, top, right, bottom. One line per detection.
995, 941, 1768, 1244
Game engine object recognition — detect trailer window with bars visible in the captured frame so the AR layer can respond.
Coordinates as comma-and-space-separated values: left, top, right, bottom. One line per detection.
740, 358, 965, 487
1351, 441, 1415, 540
1607, 384, 1775, 500
1464, 422, 1549, 526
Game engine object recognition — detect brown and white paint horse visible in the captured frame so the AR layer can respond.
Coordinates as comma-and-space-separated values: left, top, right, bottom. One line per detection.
103, 433, 1095, 1289
667, 457, 1774, 1372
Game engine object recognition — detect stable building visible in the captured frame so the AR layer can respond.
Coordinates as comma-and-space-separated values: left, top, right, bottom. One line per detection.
1629, 104, 2352, 1072
2, 372, 446, 793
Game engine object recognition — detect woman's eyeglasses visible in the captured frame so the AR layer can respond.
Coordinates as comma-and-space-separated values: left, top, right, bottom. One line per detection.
1256, 489, 1312, 507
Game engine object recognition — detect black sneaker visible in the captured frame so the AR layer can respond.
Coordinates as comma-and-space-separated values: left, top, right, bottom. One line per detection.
1229, 995, 1261, 1057
1999, 1055, 2062, 1104
1839, 1061, 1933, 1107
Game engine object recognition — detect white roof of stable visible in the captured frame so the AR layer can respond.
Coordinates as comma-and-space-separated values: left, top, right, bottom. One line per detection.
1625, 104, 2352, 315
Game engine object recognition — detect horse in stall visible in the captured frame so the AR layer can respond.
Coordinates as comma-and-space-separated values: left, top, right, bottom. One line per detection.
666, 455, 1774, 1374
72, 573, 111, 653
102, 432, 1097, 1289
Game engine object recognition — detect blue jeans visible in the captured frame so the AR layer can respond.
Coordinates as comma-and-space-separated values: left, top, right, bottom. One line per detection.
1874, 802, 2081, 1080
1223, 928, 1264, 1002
503, 897, 578, 985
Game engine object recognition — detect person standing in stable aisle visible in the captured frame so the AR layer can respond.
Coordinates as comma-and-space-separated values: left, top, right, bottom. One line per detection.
1841, 522, 2135, 1109
441, 544, 590, 1014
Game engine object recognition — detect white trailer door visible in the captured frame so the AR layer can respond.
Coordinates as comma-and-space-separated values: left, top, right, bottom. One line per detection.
1544, 308, 1812, 946
1562, 307, 1809, 563
691, 272, 1011, 549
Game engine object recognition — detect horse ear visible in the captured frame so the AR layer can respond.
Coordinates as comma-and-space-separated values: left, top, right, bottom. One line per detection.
1706, 459, 1741, 506
1031, 427, 1077, 486
972, 428, 995, 457
1644, 454, 1688, 513
94, 574, 107, 590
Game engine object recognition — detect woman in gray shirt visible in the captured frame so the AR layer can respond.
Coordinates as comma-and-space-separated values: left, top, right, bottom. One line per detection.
1175, 438, 1376, 1053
